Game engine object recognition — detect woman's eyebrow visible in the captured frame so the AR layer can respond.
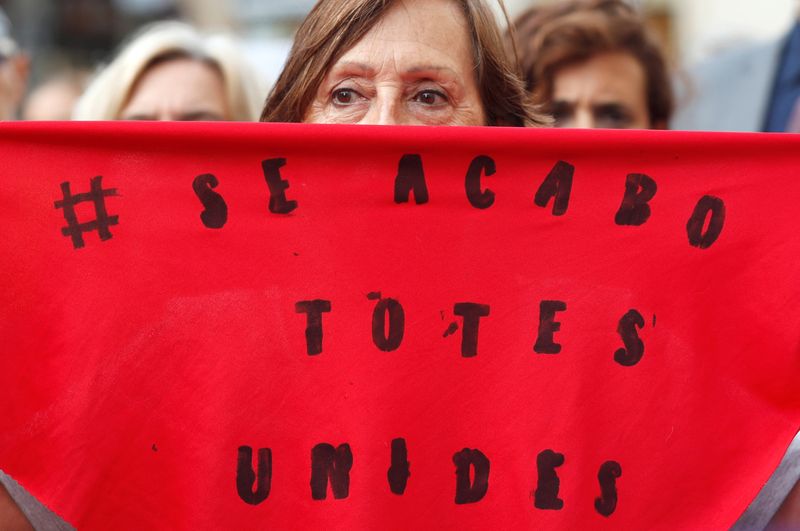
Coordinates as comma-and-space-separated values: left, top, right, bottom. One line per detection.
592, 103, 631, 115
122, 113, 155, 121
405, 65, 459, 78
177, 110, 225, 121
330, 61, 375, 76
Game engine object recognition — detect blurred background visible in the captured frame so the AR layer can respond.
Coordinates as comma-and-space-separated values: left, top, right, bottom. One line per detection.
3, 0, 797, 89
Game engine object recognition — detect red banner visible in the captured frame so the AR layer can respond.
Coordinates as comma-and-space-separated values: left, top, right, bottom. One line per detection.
1, 122, 798, 529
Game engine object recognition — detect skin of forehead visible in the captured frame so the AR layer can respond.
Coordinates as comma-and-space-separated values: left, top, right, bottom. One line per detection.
119, 57, 229, 120
348, 0, 472, 66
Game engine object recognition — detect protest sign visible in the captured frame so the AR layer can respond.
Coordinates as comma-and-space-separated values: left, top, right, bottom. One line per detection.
1, 122, 798, 529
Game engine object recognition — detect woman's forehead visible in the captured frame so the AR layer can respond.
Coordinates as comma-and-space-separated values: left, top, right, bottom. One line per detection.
335, 0, 473, 72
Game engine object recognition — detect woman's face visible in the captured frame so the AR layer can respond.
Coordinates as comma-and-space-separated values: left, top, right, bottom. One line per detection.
305, 0, 486, 126
549, 51, 652, 129
120, 57, 229, 121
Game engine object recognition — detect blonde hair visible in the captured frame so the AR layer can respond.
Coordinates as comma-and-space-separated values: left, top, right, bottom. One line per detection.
73, 21, 264, 121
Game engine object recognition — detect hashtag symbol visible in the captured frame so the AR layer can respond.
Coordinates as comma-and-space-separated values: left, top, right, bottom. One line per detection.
54, 176, 119, 249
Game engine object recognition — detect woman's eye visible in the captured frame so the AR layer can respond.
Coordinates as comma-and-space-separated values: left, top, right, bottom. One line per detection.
551, 110, 570, 127
332, 88, 360, 105
414, 90, 447, 106
548, 102, 572, 127
595, 105, 631, 128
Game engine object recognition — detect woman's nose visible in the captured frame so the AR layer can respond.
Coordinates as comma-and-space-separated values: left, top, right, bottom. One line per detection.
572, 106, 595, 129
362, 96, 402, 125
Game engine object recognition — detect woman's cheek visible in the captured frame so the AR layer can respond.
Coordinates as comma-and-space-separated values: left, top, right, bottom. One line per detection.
409, 103, 455, 126
333, 102, 369, 123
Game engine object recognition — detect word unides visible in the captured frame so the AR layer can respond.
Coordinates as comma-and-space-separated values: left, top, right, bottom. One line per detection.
297, 295, 648, 364
193, 155, 726, 250
236, 441, 622, 517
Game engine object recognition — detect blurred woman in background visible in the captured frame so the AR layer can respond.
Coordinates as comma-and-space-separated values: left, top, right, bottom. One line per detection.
261, 0, 546, 127
73, 21, 264, 121
508, 0, 672, 129
0, 8, 28, 121
23, 70, 89, 120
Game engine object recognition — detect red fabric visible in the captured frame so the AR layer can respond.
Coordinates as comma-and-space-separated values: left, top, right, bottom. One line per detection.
0, 122, 798, 530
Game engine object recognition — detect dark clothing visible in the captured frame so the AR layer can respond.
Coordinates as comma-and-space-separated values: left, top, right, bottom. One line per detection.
764, 22, 800, 131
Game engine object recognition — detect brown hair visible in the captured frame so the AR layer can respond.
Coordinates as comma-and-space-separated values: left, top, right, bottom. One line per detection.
508, 0, 673, 127
260, 0, 547, 127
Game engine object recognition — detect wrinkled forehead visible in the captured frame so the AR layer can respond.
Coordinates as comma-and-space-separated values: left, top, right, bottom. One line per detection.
335, 0, 476, 73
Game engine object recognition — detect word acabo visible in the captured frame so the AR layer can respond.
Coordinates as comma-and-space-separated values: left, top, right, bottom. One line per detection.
297, 295, 649, 366
236, 440, 622, 516
193, 155, 725, 250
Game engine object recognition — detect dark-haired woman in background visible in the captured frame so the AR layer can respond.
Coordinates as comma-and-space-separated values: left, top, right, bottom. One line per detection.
508, 0, 672, 129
